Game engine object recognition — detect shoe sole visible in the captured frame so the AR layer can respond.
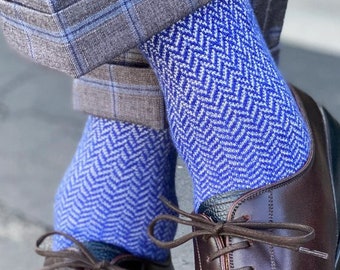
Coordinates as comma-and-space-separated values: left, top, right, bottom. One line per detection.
320, 106, 340, 270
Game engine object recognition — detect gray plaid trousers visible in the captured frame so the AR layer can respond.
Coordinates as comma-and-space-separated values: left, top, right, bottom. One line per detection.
0, 0, 288, 129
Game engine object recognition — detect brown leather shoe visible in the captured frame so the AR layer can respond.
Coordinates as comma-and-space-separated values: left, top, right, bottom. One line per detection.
36, 231, 174, 270
148, 87, 340, 269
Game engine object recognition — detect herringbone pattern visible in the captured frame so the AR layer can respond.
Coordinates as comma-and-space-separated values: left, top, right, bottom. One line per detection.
54, 116, 178, 261
141, 0, 311, 210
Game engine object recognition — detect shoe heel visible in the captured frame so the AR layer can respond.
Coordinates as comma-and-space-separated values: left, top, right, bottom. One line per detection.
320, 107, 340, 269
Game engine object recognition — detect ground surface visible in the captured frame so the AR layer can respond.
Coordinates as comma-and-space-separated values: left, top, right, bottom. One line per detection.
0, 0, 339, 268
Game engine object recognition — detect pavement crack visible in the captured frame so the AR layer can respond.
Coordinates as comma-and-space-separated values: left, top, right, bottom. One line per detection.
0, 199, 52, 243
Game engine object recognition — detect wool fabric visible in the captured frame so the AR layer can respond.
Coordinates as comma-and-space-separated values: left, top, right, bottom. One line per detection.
54, 116, 177, 261
141, 0, 311, 210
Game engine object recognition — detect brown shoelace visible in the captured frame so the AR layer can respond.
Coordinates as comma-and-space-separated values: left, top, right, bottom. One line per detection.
36, 231, 126, 270
148, 197, 329, 268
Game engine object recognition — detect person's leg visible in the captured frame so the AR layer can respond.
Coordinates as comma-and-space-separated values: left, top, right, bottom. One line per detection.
48, 50, 178, 264
141, 0, 340, 268
53, 117, 177, 262
140, 0, 310, 211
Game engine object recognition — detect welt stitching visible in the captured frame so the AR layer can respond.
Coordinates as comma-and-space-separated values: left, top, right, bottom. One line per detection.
268, 191, 277, 270
194, 237, 203, 270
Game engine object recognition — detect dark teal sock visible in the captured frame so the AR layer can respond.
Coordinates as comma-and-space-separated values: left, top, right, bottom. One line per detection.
82, 242, 127, 262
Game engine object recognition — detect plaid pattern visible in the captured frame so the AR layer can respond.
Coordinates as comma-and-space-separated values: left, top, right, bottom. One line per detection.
73, 48, 167, 129
0, 0, 211, 77
71, 0, 288, 129
0, 0, 288, 129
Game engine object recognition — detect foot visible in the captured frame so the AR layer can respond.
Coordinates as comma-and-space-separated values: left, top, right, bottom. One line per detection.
36, 231, 174, 270
148, 87, 340, 269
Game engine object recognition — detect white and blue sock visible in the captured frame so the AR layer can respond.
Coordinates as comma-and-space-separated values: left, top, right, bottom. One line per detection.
141, 0, 311, 211
54, 116, 177, 262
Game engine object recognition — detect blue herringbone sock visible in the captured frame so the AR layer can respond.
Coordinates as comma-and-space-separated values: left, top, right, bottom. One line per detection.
54, 116, 177, 262
141, 0, 311, 211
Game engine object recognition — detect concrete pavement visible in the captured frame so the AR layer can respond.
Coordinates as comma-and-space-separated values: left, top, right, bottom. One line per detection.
0, 1, 339, 269
282, 0, 340, 56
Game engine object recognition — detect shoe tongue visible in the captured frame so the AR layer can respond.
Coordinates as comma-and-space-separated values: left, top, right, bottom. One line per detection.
82, 241, 128, 262
197, 190, 249, 222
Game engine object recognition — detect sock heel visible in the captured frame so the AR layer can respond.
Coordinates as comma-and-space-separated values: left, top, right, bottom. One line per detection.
320, 106, 340, 269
